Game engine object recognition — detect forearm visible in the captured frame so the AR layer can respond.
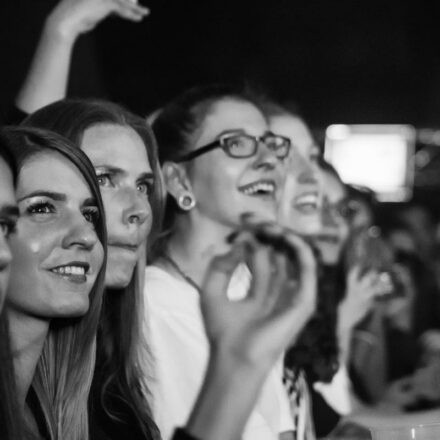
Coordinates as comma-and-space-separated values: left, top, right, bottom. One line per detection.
15, 17, 75, 114
185, 346, 271, 440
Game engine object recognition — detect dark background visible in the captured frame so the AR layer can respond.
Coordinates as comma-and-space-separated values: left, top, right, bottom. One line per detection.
1, 0, 440, 211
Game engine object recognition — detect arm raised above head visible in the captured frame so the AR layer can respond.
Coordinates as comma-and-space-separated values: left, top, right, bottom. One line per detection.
15, 0, 149, 114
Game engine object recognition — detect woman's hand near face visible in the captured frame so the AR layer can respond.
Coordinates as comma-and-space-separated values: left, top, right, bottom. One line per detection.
184, 216, 317, 440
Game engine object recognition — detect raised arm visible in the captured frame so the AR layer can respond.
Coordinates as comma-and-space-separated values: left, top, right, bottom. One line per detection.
15, 0, 149, 114
183, 217, 317, 440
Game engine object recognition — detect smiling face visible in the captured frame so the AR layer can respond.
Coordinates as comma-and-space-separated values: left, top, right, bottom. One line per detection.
269, 114, 322, 235
314, 170, 350, 265
81, 124, 153, 289
6, 152, 104, 319
0, 157, 18, 310
184, 98, 283, 228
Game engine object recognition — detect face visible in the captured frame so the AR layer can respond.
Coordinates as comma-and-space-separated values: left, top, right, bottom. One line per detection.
6, 153, 104, 319
0, 158, 18, 310
81, 124, 153, 289
314, 170, 350, 265
269, 114, 321, 235
184, 99, 284, 228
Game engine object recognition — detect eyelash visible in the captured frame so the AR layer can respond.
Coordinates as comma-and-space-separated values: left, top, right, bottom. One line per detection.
82, 207, 100, 226
96, 173, 114, 188
0, 219, 17, 238
27, 201, 55, 215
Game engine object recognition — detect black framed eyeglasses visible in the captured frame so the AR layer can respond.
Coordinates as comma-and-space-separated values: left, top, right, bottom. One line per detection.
174, 132, 291, 162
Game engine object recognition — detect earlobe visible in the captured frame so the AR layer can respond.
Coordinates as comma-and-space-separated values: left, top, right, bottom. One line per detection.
162, 162, 197, 211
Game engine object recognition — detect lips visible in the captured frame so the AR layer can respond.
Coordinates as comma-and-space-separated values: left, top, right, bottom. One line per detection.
48, 261, 90, 284
238, 179, 277, 198
293, 192, 319, 213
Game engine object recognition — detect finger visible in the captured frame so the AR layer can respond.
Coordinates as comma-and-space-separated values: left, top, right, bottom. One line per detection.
246, 243, 274, 304
202, 241, 247, 303
348, 264, 362, 284
262, 248, 289, 311
112, 0, 150, 20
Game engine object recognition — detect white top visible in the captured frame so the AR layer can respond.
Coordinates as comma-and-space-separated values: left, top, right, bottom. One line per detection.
144, 264, 295, 440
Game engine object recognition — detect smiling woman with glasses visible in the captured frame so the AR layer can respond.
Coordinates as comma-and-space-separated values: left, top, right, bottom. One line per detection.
144, 84, 317, 440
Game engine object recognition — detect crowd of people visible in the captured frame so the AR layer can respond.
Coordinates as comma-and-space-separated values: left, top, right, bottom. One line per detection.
2, 1, 440, 439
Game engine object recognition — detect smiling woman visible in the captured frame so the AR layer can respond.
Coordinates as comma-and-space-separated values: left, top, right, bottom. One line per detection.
146, 84, 311, 440
2, 126, 106, 440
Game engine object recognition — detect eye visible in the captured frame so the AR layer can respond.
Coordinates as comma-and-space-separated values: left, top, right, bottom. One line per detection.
0, 219, 17, 239
82, 206, 100, 226
27, 201, 55, 215
96, 173, 113, 188
137, 180, 154, 196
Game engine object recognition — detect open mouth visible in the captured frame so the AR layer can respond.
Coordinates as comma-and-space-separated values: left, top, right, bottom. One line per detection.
293, 192, 319, 213
49, 262, 90, 283
238, 180, 276, 198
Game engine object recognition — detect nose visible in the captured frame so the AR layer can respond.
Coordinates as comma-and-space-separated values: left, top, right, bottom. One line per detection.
291, 153, 318, 185
253, 139, 279, 170
62, 214, 99, 250
121, 188, 149, 226
0, 235, 12, 271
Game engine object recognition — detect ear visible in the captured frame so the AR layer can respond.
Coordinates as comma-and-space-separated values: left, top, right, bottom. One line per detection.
162, 161, 193, 202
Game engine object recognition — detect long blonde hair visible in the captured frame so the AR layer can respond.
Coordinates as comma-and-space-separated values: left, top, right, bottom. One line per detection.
7, 127, 107, 440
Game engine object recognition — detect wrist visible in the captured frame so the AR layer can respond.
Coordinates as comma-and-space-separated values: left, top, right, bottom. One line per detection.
44, 14, 78, 45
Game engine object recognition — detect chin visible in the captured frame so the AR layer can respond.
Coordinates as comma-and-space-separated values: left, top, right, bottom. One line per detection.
49, 297, 90, 318
105, 255, 136, 289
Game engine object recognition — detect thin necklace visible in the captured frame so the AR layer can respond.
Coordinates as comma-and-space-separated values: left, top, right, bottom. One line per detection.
161, 253, 202, 294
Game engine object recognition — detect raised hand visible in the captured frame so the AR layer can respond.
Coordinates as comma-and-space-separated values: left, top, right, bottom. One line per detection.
185, 217, 317, 440
46, 0, 150, 41
201, 216, 317, 368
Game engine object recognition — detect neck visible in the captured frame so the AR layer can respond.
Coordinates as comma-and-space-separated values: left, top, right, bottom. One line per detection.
7, 308, 49, 410
164, 213, 235, 286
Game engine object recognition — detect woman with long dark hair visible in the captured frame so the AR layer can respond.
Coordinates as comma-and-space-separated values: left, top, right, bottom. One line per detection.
3, 126, 107, 439
24, 100, 162, 439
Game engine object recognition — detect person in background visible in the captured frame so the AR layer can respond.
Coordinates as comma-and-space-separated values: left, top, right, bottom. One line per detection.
0, 133, 21, 440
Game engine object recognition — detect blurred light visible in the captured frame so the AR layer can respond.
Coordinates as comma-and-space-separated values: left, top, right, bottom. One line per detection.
324, 124, 415, 202
326, 124, 351, 140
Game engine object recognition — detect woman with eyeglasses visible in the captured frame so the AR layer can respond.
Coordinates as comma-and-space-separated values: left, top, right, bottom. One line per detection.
146, 84, 317, 440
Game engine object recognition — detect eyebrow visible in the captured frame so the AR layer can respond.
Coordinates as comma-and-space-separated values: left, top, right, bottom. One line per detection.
17, 191, 67, 203
138, 172, 155, 181
216, 129, 246, 138
0, 205, 19, 218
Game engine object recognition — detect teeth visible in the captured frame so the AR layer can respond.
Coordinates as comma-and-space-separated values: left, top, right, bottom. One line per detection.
295, 194, 318, 206
51, 265, 86, 276
241, 182, 275, 195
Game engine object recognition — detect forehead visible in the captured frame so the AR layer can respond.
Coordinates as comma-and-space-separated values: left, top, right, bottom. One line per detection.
0, 158, 15, 208
81, 124, 151, 174
17, 152, 92, 200
269, 114, 314, 157
323, 171, 346, 203
195, 98, 267, 146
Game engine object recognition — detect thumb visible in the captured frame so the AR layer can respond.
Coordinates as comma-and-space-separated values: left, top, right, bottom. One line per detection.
202, 242, 246, 303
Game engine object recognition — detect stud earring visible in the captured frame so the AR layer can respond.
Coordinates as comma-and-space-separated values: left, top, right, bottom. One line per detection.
177, 192, 196, 211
